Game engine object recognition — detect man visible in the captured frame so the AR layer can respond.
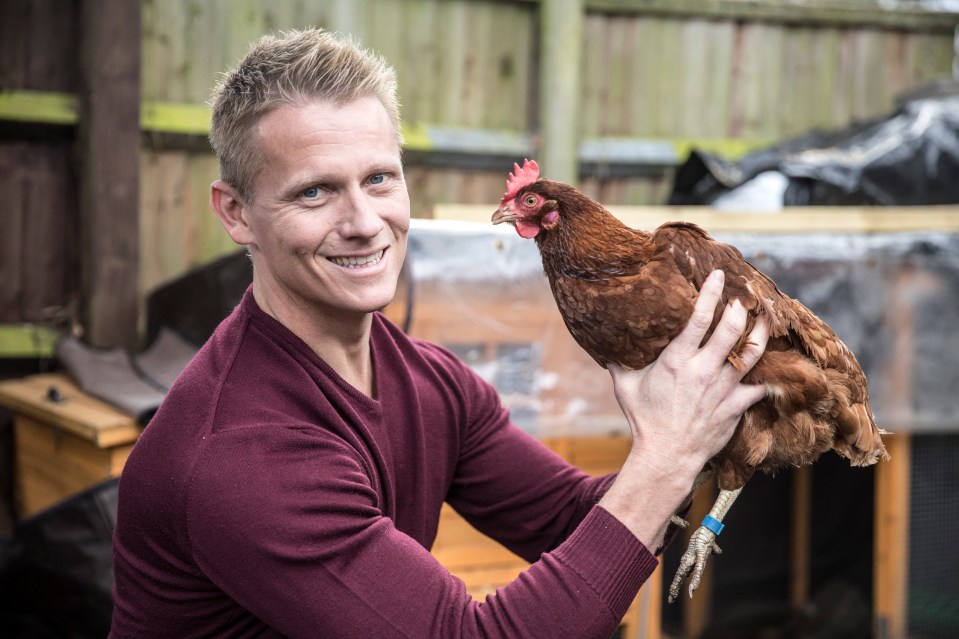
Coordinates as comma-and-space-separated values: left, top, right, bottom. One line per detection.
110, 28, 767, 638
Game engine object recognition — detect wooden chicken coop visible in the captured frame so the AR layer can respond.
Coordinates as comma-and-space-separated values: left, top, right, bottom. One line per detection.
0, 374, 140, 518
417, 205, 959, 639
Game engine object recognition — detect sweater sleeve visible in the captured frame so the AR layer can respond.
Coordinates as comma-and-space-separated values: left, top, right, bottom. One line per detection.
185, 425, 657, 639
436, 341, 618, 562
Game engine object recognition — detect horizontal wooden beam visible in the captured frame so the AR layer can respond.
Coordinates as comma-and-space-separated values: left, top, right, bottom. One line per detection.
583, 0, 959, 32
0, 90, 77, 125
510, 0, 959, 31
0, 325, 58, 358
433, 204, 959, 233
1, 91, 767, 170
0, 90, 211, 135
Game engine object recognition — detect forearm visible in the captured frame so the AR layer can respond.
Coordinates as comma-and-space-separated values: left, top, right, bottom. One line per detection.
449, 422, 618, 562
598, 445, 702, 550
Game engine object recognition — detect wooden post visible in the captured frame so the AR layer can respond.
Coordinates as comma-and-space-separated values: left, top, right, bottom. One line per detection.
874, 433, 911, 639
538, 0, 584, 185
78, 0, 141, 348
873, 265, 926, 639
790, 465, 812, 609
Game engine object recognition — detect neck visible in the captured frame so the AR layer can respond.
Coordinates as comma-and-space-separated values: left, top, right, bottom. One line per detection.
252, 280, 377, 399
539, 209, 650, 281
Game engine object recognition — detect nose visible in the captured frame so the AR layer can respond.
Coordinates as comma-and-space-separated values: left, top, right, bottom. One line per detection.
338, 188, 385, 239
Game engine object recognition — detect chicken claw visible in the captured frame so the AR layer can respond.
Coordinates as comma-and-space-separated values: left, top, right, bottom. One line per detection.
668, 487, 742, 603
668, 525, 722, 603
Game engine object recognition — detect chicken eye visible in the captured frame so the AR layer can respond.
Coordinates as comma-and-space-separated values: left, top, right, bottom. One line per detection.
524, 195, 537, 206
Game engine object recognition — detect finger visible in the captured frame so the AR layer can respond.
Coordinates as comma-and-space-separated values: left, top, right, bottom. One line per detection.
669, 270, 725, 355
738, 314, 770, 372
725, 382, 768, 417
699, 298, 749, 365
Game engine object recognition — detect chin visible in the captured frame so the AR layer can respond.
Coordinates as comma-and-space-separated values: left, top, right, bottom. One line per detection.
353, 286, 398, 315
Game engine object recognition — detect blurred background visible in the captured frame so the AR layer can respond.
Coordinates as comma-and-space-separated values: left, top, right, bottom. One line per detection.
1, 1, 958, 638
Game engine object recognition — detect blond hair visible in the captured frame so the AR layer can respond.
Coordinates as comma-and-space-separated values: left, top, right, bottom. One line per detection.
209, 28, 401, 203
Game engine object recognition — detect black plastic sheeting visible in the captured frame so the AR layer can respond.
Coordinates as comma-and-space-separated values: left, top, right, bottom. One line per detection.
668, 92, 959, 207
0, 479, 118, 638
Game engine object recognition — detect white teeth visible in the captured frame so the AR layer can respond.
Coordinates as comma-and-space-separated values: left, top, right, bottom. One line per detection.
330, 250, 385, 268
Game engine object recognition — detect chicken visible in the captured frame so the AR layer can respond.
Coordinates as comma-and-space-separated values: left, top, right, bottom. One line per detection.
491, 159, 889, 602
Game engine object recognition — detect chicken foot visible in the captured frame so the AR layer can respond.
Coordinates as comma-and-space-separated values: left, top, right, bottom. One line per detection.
668, 470, 713, 530
668, 486, 743, 603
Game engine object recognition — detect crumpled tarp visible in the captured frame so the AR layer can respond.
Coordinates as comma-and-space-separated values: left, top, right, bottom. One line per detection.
668, 90, 959, 208
56, 328, 198, 424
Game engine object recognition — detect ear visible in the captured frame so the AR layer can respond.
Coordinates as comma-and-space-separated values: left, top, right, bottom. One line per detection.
210, 180, 256, 246
542, 200, 560, 229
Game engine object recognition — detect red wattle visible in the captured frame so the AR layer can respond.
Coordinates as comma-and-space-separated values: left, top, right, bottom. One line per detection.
516, 221, 540, 239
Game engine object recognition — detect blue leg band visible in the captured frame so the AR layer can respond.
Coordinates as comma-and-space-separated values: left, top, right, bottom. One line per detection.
702, 514, 725, 535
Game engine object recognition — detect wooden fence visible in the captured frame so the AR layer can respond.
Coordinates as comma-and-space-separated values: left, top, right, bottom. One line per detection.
1, 0, 957, 349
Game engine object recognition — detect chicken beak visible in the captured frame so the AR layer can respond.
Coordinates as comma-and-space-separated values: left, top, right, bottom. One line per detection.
491, 205, 516, 226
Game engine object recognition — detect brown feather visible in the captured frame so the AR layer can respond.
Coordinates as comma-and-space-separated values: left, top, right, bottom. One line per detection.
500, 178, 888, 491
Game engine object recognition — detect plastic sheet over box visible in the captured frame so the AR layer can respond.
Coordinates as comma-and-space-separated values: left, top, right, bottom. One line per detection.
399, 219, 959, 436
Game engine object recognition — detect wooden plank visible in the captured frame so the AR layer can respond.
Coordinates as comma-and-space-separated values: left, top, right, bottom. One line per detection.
583, 0, 959, 32
78, 0, 141, 348
0, 0, 79, 92
874, 433, 911, 639
433, 203, 959, 233
23, 144, 78, 321
680, 19, 710, 138
0, 90, 77, 124
605, 15, 630, 136
543, 435, 631, 472
790, 465, 811, 608
652, 18, 684, 139
873, 263, 919, 638
702, 20, 735, 138
0, 374, 141, 447
0, 140, 78, 326
539, 0, 584, 184
632, 564, 663, 639
15, 446, 113, 516
15, 413, 133, 477
14, 439, 116, 517
487, 1, 535, 131
15, 471, 70, 518
401, 0, 439, 125
0, 143, 26, 323
0, 326, 58, 358
808, 27, 839, 130
15, 416, 114, 477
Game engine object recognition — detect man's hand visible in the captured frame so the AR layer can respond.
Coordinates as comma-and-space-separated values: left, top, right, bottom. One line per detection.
598, 270, 769, 548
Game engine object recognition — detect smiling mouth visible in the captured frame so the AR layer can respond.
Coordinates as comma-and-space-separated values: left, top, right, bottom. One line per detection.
328, 249, 386, 269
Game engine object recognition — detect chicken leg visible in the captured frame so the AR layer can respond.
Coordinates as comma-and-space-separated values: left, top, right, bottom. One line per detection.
668, 487, 743, 603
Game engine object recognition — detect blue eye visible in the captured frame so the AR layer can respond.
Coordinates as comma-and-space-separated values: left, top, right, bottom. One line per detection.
369, 174, 386, 186
303, 186, 320, 199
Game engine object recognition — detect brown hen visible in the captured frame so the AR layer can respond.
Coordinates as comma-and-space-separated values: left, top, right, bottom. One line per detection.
491, 159, 888, 602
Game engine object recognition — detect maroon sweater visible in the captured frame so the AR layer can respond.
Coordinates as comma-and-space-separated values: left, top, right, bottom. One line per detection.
110, 288, 657, 638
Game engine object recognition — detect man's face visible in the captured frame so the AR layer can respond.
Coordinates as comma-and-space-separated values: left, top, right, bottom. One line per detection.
241, 97, 410, 320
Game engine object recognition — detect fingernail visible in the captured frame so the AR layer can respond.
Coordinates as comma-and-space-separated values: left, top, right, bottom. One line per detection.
710, 270, 724, 285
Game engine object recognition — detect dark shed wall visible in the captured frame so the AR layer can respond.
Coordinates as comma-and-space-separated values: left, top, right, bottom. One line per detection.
0, 0, 80, 328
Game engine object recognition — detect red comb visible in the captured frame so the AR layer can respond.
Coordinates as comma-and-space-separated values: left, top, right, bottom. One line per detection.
502, 159, 540, 202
